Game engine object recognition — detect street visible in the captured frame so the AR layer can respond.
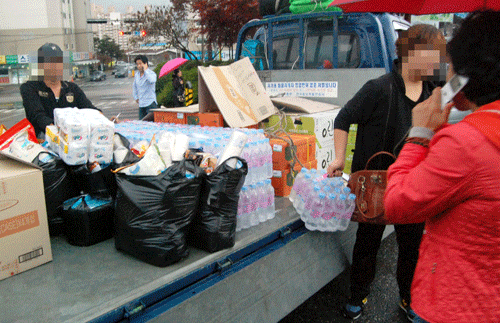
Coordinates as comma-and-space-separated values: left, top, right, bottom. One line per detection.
0, 73, 139, 129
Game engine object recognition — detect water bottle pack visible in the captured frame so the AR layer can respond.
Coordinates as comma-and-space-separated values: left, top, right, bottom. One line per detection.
236, 179, 275, 231
290, 168, 356, 232
114, 121, 273, 185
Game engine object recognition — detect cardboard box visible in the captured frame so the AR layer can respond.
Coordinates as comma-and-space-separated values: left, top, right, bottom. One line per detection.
314, 124, 357, 173
153, 106, 200, 125
272, 159, 317, 197
261, 109, 341, 147
271, 97, 340, 114
0, 152, 52, 281
198, 57, 277, 128
199, 112, 224, 127
269, 133, 316, 170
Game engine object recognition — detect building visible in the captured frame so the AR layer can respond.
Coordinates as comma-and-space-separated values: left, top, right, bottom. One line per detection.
90, 5, 134, 51
0, 0, 96, 84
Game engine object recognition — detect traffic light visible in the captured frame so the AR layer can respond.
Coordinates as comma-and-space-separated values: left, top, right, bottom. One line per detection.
119, 30, 124, 36
140, 30, 147, 37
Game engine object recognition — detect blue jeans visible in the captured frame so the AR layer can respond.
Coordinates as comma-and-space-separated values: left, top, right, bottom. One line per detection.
414, 313, 430, 323
139, 101, 157, 120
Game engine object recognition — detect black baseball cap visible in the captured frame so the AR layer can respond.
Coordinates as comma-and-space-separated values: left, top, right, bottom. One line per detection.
37, 43, 63, 63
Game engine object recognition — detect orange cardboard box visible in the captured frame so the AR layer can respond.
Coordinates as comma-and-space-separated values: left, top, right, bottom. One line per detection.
154, 110, 187, 124
269, 134, 313, 171
199, 112, 224, 127
272, 159, 317, 197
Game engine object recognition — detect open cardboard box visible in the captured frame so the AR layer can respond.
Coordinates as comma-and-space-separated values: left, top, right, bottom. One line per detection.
198, 57, 277, 128
0, 151, 52, 281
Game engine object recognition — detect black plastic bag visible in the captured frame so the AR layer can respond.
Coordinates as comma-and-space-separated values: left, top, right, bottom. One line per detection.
32, 152, 79, 236
62, 195, 114, 246
189, 157, 248, 253
68, 164, 117, 199
114, 160, 204, 267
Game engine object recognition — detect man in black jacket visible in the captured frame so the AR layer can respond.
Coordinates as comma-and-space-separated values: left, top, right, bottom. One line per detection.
20, 43, 100, 137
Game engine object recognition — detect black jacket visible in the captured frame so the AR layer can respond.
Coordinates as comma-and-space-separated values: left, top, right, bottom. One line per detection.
334, 69, 435, 173
20, 81, 99, 135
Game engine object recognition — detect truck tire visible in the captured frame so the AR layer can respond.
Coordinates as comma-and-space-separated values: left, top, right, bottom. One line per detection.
260, 0, 290, 16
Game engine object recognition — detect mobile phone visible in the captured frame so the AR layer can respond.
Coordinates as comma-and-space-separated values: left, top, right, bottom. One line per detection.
441, 74, 469, 109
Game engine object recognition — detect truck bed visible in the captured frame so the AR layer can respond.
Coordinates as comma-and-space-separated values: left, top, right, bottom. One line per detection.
0, 198, 392, 322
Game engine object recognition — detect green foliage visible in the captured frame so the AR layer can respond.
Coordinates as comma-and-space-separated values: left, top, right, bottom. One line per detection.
94, 36, 124, 59
154, 59, 234, 108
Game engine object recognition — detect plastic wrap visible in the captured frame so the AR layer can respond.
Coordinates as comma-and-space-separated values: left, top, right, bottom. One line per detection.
114, 160, 204, 267
189, 157, 248, 253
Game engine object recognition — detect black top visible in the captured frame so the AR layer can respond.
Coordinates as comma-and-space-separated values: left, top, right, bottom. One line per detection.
20, 81, 99, 135
334, 67, 435, 172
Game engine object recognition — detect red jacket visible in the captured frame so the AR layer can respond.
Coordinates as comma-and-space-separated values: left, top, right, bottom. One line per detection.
384, 101, 500, 323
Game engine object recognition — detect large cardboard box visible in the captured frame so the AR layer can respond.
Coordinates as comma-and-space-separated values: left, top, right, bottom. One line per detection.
198, 57, 277, 128
261, 109, 341, 147
0, 152, 52, 281
315, 124, 357, 173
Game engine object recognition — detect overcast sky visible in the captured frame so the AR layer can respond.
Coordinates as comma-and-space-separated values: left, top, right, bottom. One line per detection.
90, 0, 171, 13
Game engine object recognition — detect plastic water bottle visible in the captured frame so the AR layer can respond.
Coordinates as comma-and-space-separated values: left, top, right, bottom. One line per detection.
239, 186, 251, 230
265, 179, 275, 220
289, 168, 307, 203
264, 138, 273, 179
308, 192, 326, 231
248, 184, 259, 227
256, 182, 268, 223
339, 194, 356, 231
303, 185, 321, 226
323, 193, 338, 231
295, 173, 312, 212
334, 194, 347, 226
236, 187, 246, 232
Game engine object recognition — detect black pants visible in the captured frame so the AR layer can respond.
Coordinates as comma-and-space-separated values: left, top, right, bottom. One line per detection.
349, 222, 425, 306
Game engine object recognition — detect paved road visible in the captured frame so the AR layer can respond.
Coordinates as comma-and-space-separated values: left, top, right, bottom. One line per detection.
0, 75, 139, 129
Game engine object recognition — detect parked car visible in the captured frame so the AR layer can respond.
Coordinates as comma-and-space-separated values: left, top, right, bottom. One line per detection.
114, 68, 128, 78
90, 71, 106, 81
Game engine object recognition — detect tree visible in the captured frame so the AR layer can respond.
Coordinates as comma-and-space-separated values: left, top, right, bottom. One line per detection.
94, 36, 124, 68
191, 0, 260, 59
134, 1, 198, 61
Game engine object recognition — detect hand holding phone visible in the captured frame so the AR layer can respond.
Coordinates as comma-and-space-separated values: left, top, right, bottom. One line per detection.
441, 74, 469, 110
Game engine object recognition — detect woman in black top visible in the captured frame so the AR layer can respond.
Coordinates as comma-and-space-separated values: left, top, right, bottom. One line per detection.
327, 24, 446, 321
172, 69, 185, 107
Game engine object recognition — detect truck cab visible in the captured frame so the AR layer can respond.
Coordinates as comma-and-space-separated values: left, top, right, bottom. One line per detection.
236, 12, 410, 73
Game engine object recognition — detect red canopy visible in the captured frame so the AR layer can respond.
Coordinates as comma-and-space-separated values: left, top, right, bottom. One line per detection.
329, 0, 500, 15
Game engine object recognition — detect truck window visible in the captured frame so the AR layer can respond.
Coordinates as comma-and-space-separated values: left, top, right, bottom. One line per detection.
273, 37, 299, 69
305, 32, 360, 69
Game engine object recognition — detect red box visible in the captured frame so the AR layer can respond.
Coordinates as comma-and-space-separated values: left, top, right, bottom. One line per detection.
271, 159, 317, 197
199, 112, 224, 127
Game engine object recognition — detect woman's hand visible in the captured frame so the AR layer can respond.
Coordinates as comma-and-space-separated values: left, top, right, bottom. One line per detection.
412, 88, 453, 131
327, 158, 345, 177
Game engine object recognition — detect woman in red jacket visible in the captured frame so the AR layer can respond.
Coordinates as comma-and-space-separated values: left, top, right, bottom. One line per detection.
384, 11, 500, 323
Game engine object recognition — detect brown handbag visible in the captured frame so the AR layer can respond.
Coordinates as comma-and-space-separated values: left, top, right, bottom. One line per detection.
347, 151, 396, 224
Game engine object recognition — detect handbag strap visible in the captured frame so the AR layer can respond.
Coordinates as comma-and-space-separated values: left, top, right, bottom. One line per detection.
364, 151, 397, 170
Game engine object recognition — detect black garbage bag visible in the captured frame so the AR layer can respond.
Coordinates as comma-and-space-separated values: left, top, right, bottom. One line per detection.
68, 164, 117, 199
62, 195, 114, 247
189, 157, 248, 253
32, 152, 79, 236
114, 160, 204, 267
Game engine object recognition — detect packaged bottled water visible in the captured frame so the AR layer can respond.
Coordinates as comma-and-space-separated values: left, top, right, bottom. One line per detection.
339, 194, 356, 231
256, 182, 268, 223
238, 186, 250, 230
323, 193, 338, 231
295, 173, 313, 212
265, 179, 275, 220
289, 168, 308, 203
248, 184, 259, 227
307, 192, 326, 231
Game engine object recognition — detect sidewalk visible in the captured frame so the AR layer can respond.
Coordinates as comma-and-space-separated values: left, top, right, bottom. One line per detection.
280, 232, 409, 323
